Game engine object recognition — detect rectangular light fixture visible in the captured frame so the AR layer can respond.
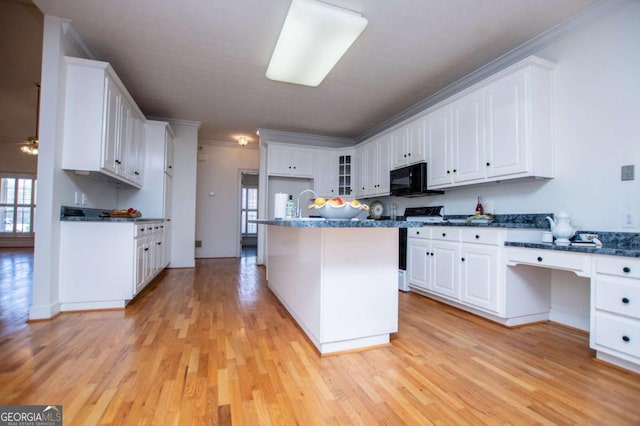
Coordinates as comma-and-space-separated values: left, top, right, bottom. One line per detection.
266, 0, 368, 87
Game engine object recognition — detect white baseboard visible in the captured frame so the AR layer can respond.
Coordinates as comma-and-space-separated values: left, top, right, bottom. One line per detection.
29, 302, 61, 320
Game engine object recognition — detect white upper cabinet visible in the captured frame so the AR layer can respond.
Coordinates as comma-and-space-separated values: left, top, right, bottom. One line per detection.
268, 144, 314, 177
62, 57, 146, 188
391, 118, 426, 169
355, 136, 390, 198
426, 107, 453, 187
314, 149, 339, 197
314, 148, 354, 198
484, 60, 553, 179
425, 56, 554, 189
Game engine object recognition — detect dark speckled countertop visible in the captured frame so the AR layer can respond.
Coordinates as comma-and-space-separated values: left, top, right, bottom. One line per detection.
60, 206, 164, 222
505, 230, 640, 258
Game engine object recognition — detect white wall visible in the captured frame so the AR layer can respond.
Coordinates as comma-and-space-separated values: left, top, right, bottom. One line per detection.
380, 2, 640, 232
372, 3, 640, 330
169, 121, 200, 267
31, 17, 122, 319
195, 142, 259, 258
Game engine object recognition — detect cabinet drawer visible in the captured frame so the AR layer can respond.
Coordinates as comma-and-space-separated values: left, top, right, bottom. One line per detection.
135, 224, 147, 237
431, 227, 460, 242
595, 257, 640, 279
595, 278, 640, 319
461, 228, 503, 245
594, 312, 640, 358
507, 248, 591, 276
408, 228, 431, 239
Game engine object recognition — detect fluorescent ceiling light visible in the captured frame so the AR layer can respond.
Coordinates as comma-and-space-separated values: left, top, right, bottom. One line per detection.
266, 0, 368, 87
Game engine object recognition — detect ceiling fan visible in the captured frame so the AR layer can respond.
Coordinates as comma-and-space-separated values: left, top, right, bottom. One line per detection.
20, 83, 40, 155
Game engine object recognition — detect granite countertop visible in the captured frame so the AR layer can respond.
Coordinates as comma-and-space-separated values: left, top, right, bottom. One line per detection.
60, 206, 164, 222
251, 219, 426, 228
254, 213, 552, 229
505, 230, 640, 258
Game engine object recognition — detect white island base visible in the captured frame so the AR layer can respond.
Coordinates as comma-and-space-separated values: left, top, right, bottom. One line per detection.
266, 225, 399, 355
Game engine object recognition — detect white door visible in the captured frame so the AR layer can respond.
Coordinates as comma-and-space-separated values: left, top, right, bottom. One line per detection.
426, 107, 453, 187
452, 93, 485, 183
485, 71, 527, 178
460, 244, 498, 312
431, 240, 459, 299
407, 239, 430, 290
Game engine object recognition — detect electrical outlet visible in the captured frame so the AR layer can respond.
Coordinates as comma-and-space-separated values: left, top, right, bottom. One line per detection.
621, 165, 635, 181
81, 193, 87, 206
622, 212, 636, 228
74, 191, 80, 205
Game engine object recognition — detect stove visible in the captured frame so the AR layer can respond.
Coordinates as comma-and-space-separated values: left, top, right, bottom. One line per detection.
404, 206, 445, 223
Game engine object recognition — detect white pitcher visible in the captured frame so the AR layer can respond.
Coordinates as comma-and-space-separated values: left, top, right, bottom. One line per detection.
546, 212, 577, 245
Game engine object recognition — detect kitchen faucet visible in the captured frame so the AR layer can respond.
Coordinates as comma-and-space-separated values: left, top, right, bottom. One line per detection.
296, 189, 318, 218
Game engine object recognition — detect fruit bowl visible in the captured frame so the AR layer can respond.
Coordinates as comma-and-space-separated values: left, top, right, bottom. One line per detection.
308, 197, 369, 219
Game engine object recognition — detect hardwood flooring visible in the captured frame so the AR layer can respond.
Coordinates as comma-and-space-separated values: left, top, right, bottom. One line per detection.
1, 254, 639, 425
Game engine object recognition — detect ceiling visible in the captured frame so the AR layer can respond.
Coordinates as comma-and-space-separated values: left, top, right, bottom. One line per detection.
18, 0, 599, 146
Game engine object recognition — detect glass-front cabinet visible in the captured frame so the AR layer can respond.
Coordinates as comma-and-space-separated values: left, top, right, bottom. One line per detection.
338, 154, 352, 197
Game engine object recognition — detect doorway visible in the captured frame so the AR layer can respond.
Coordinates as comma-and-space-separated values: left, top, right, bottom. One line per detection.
239, 171, 259, 259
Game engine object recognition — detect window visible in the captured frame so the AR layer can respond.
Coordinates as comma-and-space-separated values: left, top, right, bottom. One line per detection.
0, 175, 37, 236
241, 187, 258, 237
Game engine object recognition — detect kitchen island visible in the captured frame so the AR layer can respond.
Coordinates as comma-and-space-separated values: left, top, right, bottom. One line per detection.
254, 219, 422, 355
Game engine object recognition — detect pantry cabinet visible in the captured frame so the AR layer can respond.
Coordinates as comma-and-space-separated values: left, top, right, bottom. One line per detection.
268, 144, 314, 177
62, 56, 146, 188
118, 121, 174, 266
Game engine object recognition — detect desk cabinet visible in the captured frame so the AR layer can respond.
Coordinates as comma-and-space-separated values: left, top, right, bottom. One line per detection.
591, 256, 640, 372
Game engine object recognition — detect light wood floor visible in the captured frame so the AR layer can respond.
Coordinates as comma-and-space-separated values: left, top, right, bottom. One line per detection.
1, 254, 640, 425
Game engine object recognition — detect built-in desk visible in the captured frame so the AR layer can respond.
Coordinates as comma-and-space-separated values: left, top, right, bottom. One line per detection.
505, 244, 640, 374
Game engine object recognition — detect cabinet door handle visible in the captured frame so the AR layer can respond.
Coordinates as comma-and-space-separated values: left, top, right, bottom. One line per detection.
157, 242, 162, 245
537, 256, 543, 262
447, 170, 451, 174
404, 154, 407, 158
461, 257, 465, 262
416, 231, 420, 235
442, 233, 446, 237
453, 169, 457, 173
134, 171, 140, 175
623, 266, 631, 273
430, 252, 434, 256
486, 162, 490, 166
144, 247, 149, 252
408, 153, 411, 156
622, 297, 630, 304
622, 335, 631, 343
168, 165, 172, 169
475, 234, 480, 239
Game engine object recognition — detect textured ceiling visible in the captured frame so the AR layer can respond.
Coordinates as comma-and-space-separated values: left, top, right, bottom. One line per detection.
26, 0, 597, 145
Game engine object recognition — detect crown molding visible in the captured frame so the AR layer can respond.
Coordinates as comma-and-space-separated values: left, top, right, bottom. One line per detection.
356, 0, 633, 143
59, 18, 98, 60
199, 139, 259, 150
257, 128, 354, 148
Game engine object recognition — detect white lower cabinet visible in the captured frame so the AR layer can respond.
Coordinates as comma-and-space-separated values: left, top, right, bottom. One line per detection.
60, 220, 166, 311
459, 229, 501, 313
590, 256, 640, 373
408, 227, 513, 319
407, 228, 431, 290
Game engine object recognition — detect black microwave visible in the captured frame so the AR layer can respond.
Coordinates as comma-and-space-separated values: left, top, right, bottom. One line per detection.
390, 163, 443, 196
